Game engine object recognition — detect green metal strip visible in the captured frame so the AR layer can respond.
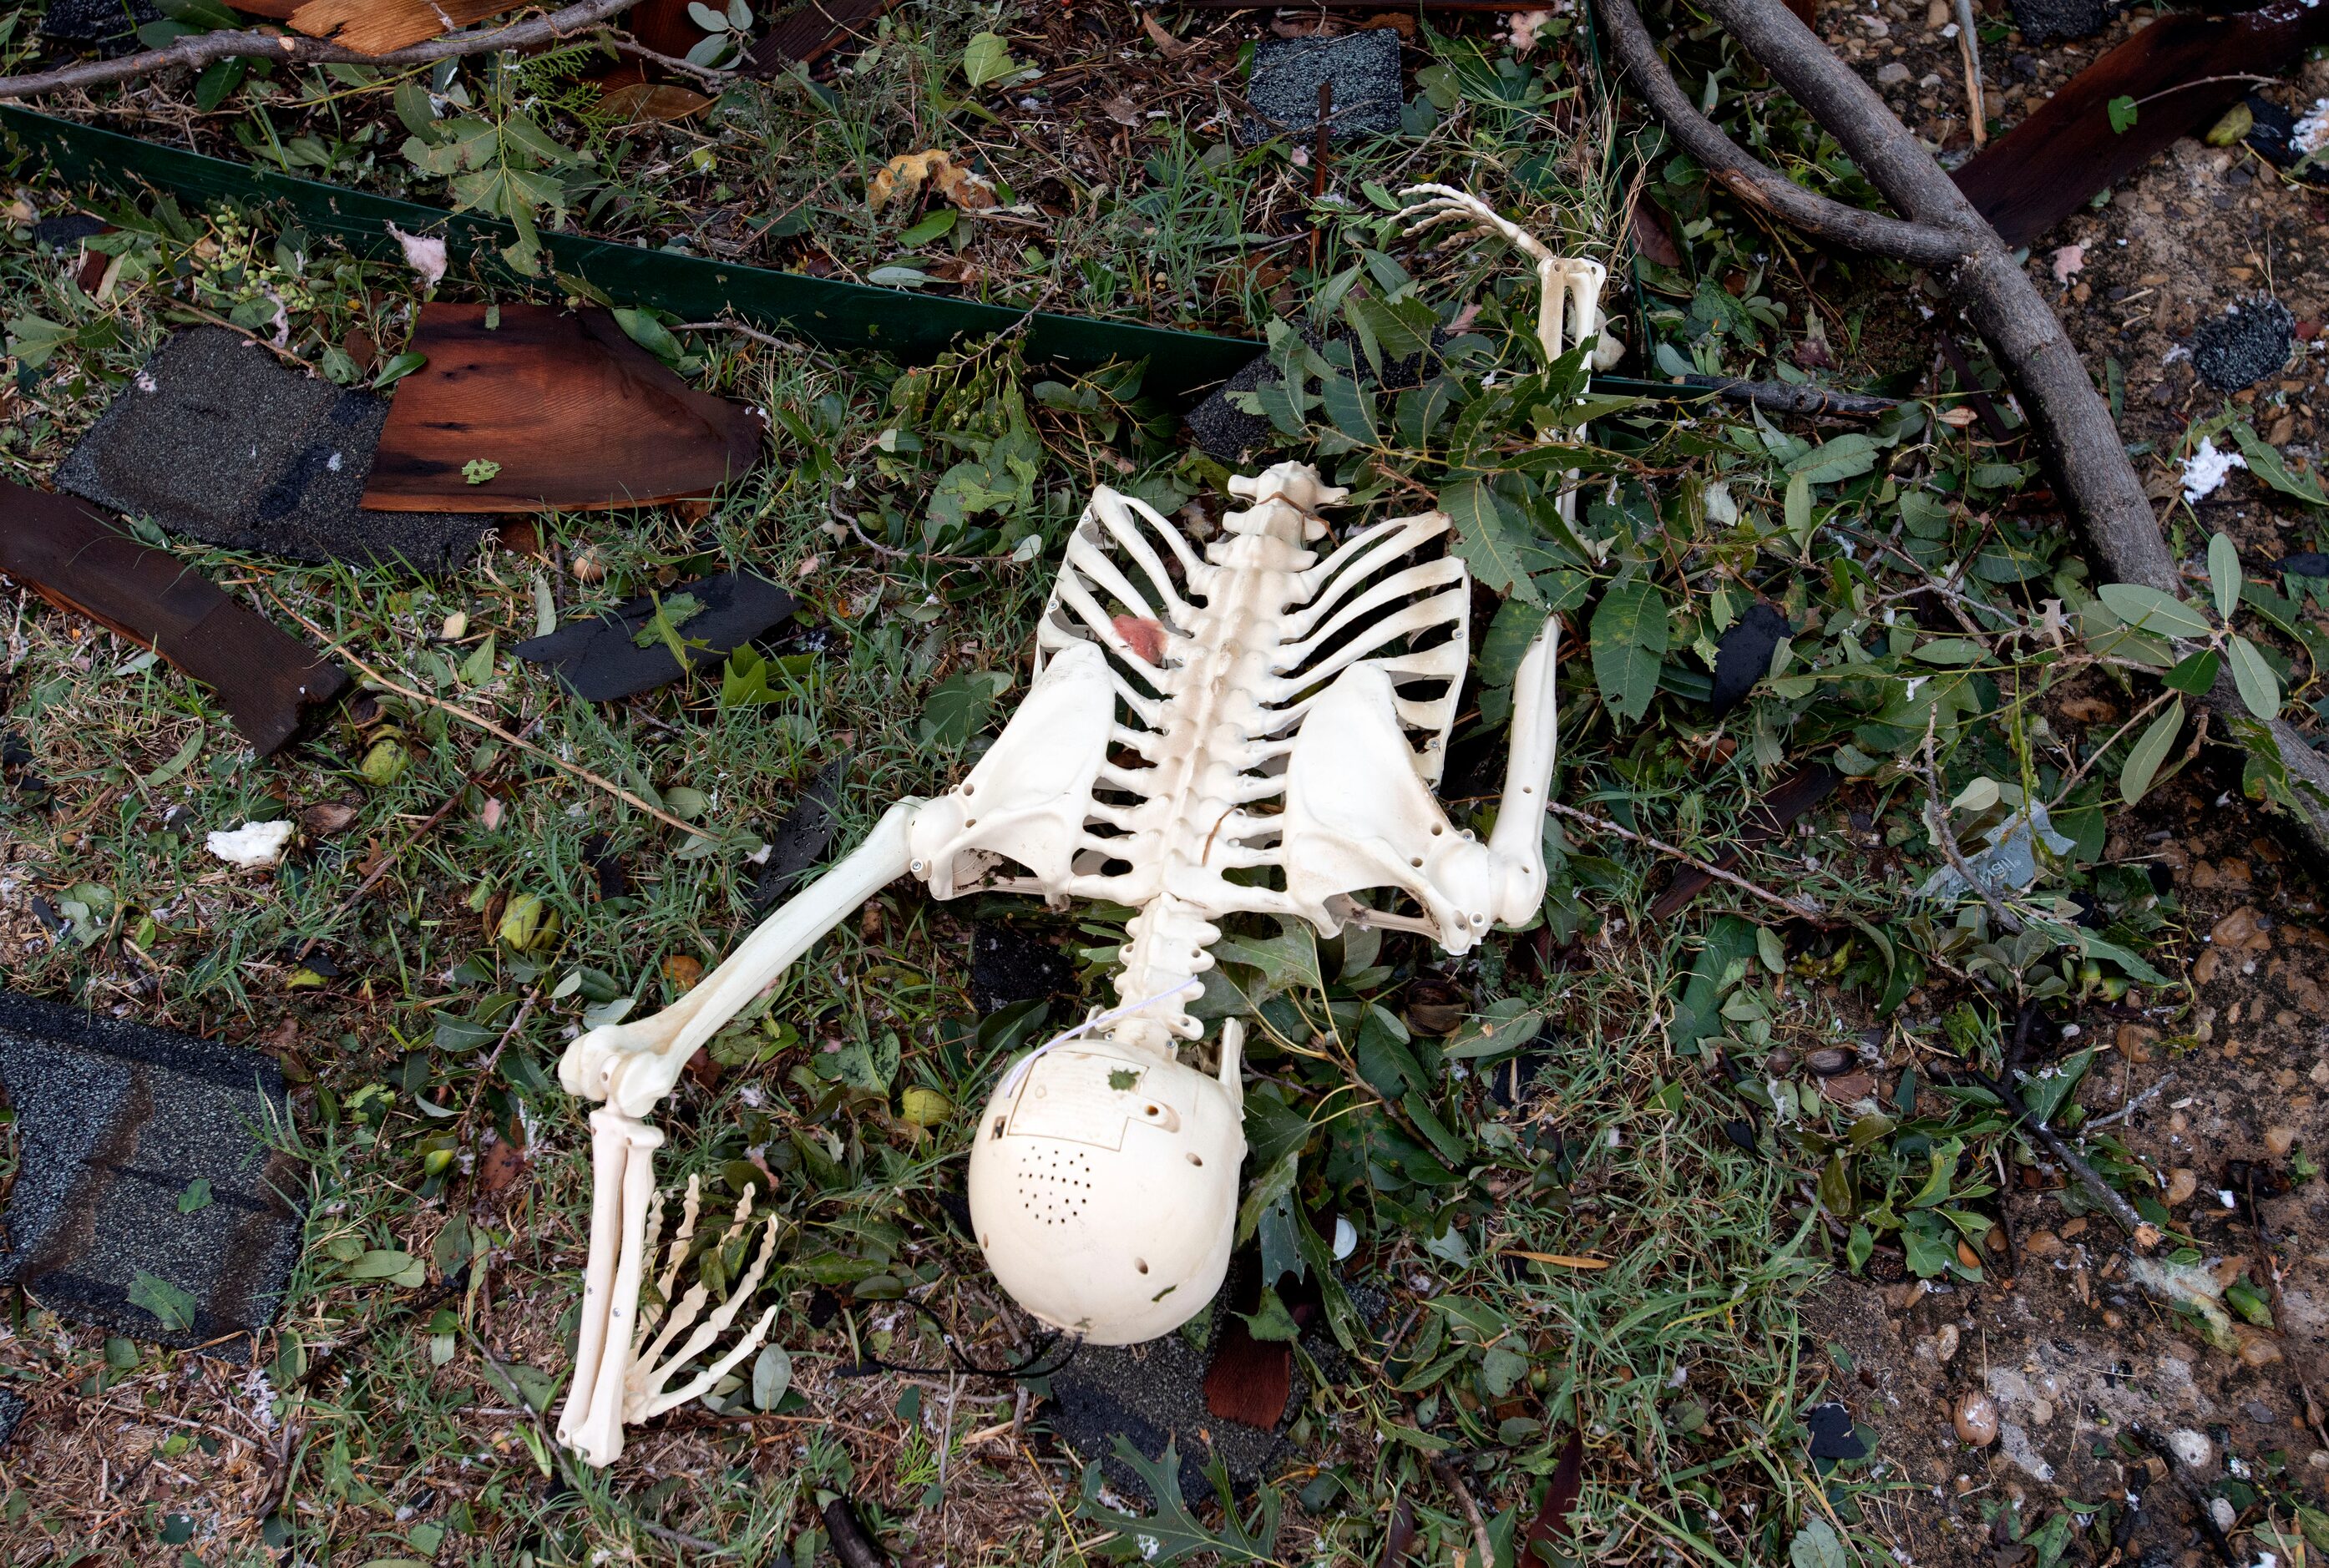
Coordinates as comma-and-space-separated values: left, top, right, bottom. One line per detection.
0, 105, 1262, 401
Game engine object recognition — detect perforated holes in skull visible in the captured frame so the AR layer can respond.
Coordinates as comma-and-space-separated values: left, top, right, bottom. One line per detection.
1017, 1146, 1094, 1225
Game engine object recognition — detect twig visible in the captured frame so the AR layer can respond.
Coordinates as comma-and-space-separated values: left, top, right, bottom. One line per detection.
674, 319, 792, 349
1939, 1053, 2160, 1249
449, 982, 543, 1144
1429, 1456, 1497, 1568
264, 589, 704, 837
164, 301, 311, 370
2081, 1071, 2170, 1130
605, 33, 738, 87
0, 0, 646, 100
1545, 800, 1826, 921
1950, 0, 1985, 149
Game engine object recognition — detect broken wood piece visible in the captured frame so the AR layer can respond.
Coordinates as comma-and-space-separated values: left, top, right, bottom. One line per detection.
1951, 3, 2329, 248
0, 991, 304, 1353
287, 0, 512, 55
511, 569, 796, 701
0, 483, 349, 755
741, 0, 894, 73
360, 304, 765, 513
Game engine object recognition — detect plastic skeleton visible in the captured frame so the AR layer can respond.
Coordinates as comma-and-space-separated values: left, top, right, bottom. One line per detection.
553, 188, 1611, 1466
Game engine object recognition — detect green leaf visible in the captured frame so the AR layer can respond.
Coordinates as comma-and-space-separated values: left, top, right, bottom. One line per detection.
614, 307, 682, 367
1076, 1438, 1284, 1563
6, 314, 74, 369
462, 458, 501, 486
1440, 478, 1540, 603
2107, 95, 2138, 133
751, 1344, 792, 1410
1236, 1286, 1301, 1343
2161, 648, 2219, 695
2119, 697, 2182, 805
895, 207, 957, 248
1785, 432, 1877, 484
194, 56, 246, 112
140, 732, 203, 789
1790, 1517, 1847, 1568
918, 670, 1010, 744
2226, 420, 2329, 506
176, 1178, 214, 1214
1318, 372, 1378, 446
500, 114, 580, 166
128, 1270, 198, 1333
2096, 583, 2213, 639
1590, 579, 1668, 725
1784, 470, 1812, 549
2225, 635, 2281, 720
1476, 597, 1551, 690
370, 350, 426, 390
2207, 533, 2242, 620
962, 30, 1018, 87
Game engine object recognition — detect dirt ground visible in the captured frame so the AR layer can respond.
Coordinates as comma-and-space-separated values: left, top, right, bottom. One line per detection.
1794, 8, 2329, 1565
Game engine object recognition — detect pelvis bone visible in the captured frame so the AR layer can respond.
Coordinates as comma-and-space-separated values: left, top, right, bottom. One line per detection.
555, 191, 1604, 1467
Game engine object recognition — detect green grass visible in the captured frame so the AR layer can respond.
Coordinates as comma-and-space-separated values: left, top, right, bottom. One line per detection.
3, 3, 2316, 1562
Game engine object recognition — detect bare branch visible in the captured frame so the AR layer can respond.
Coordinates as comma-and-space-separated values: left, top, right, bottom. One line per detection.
0, 0, 645, 102
1595, 0, 1971, 266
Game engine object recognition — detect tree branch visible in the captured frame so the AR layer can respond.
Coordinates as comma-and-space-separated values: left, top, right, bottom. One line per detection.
1597, 0, 1970, 266
0, 0, 646, 101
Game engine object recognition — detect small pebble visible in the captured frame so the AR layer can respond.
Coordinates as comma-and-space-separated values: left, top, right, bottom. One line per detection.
2264, 1125, 2296, 1156
1954, 1392, 2000, 1447
2022, 1229, 2065, 1258
1805, 1047, 1854, 1076
2168, 1428, 2212, 1469
2164, 1168, 2198, 1206
2236, 1331, 2282, 1368
571, 547, 607, 583
1934, 1323, 1960, 1363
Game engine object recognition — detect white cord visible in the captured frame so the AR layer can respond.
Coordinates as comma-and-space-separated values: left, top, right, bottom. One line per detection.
995, 978, 1205, 1099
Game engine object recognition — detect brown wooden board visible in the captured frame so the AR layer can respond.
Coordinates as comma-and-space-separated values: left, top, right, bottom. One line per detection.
1952, 0, 2329, 249
286, 0, 510, 53
0, 483, 348, 755
742, 0, 895, 73
359, 303, 764, 513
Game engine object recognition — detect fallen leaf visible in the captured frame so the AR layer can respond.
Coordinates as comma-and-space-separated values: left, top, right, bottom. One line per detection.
598, 83, 714, 123
664, 953, 704, 991
385, 221, 447, 288
1101, 94, 1142, 126
300, 802, 360, 837
1503, 1251, 1611, 1269
1817, 1070, 1876, 1105
2051, 243, 2086, 283
1937, 405, 1979, 428
477, 1133, 527, 1194
1139, 11, 1190, 57
1506, 7, 1552, 52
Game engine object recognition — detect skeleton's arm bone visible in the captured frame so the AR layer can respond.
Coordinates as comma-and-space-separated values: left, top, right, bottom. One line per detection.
559, 800, 923, 1118
1483, 614, 1562, 922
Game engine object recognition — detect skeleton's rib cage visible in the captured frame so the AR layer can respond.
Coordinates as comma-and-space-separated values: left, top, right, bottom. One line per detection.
904, 465, 1543, 1057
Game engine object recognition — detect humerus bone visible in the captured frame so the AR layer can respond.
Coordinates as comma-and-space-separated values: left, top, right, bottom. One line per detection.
554, 190, 1602, 1465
